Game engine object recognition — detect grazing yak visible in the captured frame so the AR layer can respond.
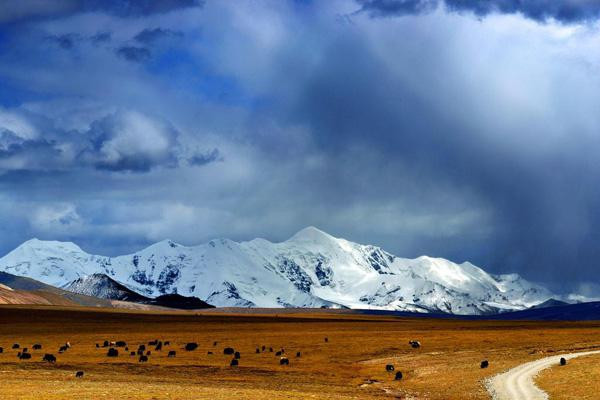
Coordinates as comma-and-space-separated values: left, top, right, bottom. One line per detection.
296, 352, 301, 357
234, 351, 241, 359
395, 371, 403, 380
58, 345, 68, 353
107, 348, 119, 357
207, 351, 213, 355
275, 351, 282, 357
43, 354, 56, 363
75, 371, 84, 378
386, 364, 395, 372
269, 347, 273, 352
223, 347, 235, 355
19, 352, 32, 360
480, 360, 489, 369
256, 348, 260, 354
324, 337, 328, 343
230, 359, 239, 367
164, 341, 170, 346
139, 355, 149, 362
148, 340, 158, 346
409, 340, 421, 349
116, 341, 127, 347
185, 343, 198, 351
32, 344, 42, 350
0, 347, 3, 353
12, 344, 19, 349
130, 351, 136, 356
560, 357, 567, 366
168, 351, 176, 358
146, 351, 151, 356
213, 341, 218, 346
155, 342, 162, 351
103, 341, 109, 347
261, 346, 266, 352
95, 343, 100, 348
280, 357, 289, 365
137, 345, 146, 355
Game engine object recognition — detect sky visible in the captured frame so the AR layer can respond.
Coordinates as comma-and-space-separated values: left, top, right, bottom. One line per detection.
1, 0, 600, 294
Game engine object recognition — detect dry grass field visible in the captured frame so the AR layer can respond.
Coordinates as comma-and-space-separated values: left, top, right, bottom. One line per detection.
0, 305, 599, 399
537, 353, 600, 400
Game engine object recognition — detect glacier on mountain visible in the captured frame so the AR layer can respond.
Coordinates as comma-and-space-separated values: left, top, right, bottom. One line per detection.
0, 227, 553, 314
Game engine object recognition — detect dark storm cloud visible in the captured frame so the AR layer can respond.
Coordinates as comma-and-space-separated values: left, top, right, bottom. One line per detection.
356, 0, 600, 23
115, 46, 151, 63
357, 0, 437, 17
0, 0, 203, 24
134, 28, 182, 45
187, 148, 222, 166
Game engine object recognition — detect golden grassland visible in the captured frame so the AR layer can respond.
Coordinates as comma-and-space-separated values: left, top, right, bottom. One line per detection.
536, 353, 600, 400
0, 305, 599, 399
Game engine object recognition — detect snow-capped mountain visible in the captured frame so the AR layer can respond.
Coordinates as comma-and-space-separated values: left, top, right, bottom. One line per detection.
0, 227, 554, 314
63, 273, 149, 302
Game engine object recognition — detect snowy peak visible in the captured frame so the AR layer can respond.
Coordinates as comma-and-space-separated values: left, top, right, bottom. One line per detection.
64, 273, 149, 302
0, 227, 555, 315
288, 226, 337, 243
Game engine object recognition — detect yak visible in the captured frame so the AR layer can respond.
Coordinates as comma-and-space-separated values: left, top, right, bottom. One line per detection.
395, 371, 403, 380
560, 357, 567, 366
230, 359, 239, 367
32, 344, 42, 350
75, 371, 84, 378
168, 350, 176, 358
280, 357, 289, 365
481, 360, 489, 369
386, 364, 395, 372
139, 355, 149, 363
43, 354, 56, 363
223, 347, 235, 355
185, 343, 198, 351
107, 348, 118, 357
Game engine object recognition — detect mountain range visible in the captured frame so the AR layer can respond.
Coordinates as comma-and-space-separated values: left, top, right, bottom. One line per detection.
0, 226, 556, 315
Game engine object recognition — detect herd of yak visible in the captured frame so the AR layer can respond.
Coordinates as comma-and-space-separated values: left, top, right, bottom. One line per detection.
0, 336, 321, 379
1, 337, 565, 382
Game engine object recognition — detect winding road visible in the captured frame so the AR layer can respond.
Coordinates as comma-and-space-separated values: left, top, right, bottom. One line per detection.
487, 350, 600, 400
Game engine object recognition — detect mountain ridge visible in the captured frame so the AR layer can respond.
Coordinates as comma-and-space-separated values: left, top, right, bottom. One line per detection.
0, 226, 555, 315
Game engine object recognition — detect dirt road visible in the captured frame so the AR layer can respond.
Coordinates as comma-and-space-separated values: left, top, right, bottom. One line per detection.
487, 350, 600, 400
